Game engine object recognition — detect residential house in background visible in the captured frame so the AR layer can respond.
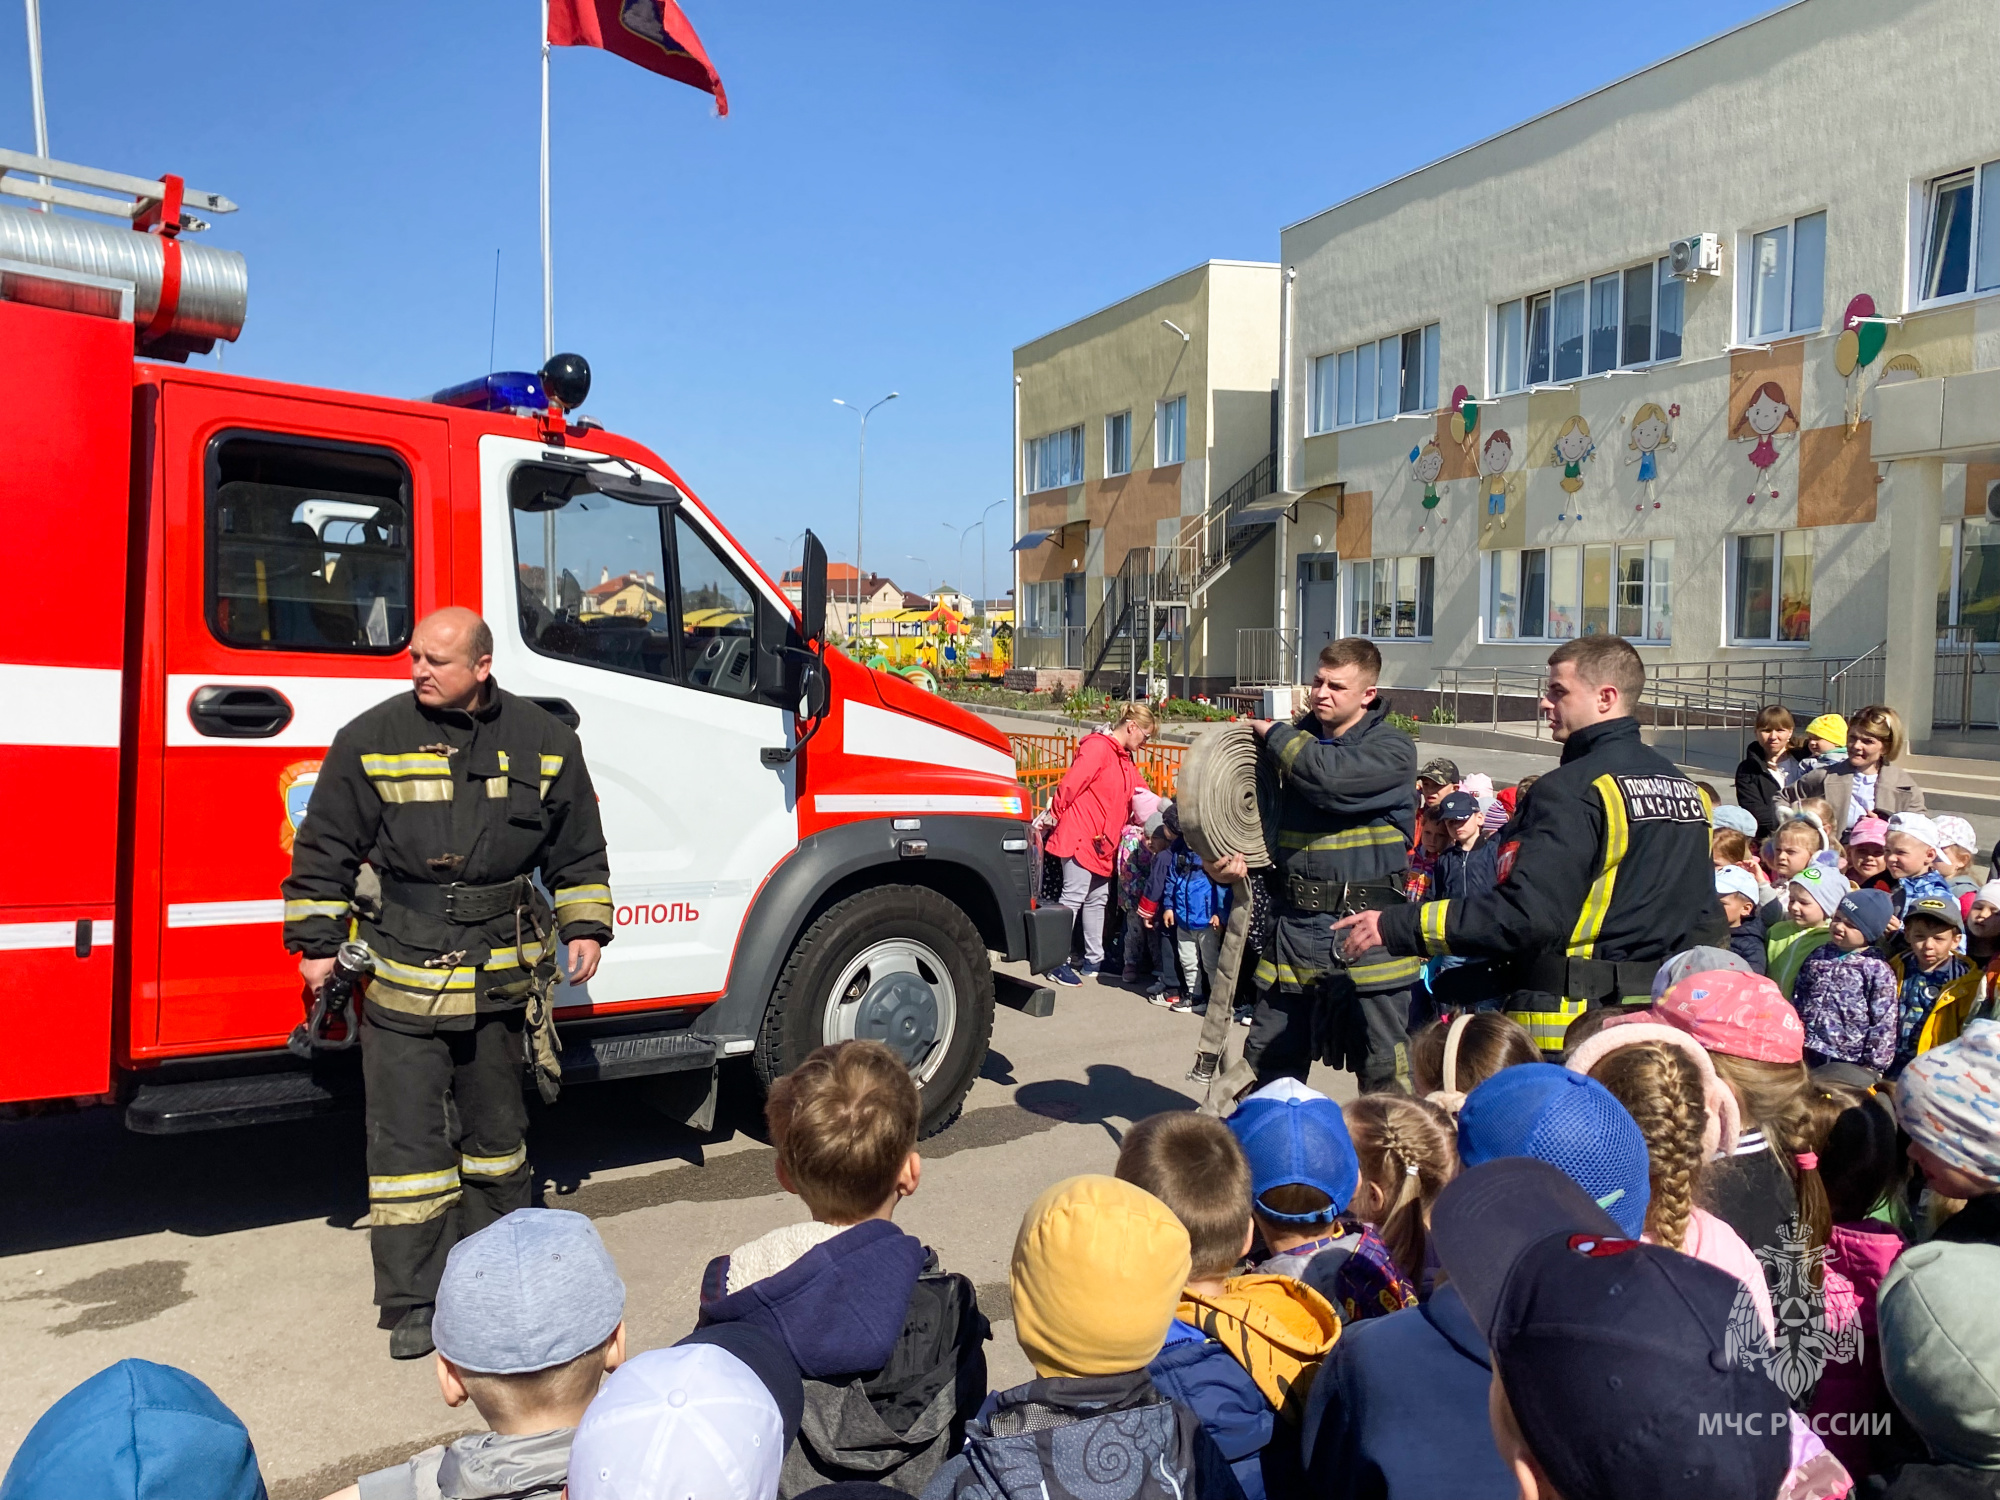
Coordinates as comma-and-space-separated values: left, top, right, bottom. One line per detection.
1012, 260, 1283, 695
1272, 0, 2000, 745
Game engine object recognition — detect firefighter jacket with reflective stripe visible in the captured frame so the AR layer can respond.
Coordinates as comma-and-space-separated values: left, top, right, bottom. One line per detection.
281, 681, 613, 1033
1257, 699, 1421, 996
1378, 715, 1722, 992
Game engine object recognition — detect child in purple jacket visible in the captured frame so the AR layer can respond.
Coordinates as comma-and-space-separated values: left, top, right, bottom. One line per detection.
1793, 889, 1898, 1074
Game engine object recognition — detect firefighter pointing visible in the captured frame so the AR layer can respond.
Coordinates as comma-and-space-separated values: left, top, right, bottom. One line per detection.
1333, 636, 1723, 1053
282, 607, 613, 1359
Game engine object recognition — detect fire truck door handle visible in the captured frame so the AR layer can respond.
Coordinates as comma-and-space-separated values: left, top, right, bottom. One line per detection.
525, 697, 581, 729
187, 684, 295, 738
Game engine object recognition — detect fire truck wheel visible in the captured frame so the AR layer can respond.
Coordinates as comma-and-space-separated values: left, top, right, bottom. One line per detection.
756, 884, 995, 1138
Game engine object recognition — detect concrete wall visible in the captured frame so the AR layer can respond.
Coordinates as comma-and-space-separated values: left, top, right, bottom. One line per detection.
1277, 0, 2000, 694
1013, 260, 1281, 681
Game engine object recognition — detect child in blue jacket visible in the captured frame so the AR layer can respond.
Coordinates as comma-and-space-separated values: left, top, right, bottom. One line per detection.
1162, 831, 1230, 1016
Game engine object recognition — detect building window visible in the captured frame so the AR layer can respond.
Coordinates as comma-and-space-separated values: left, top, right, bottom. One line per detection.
1320, 323, 1439, 429
1347, 555, 1435, 640
1495, 262, 1683, 395
1921, 161, 2000, 305
1156, 395, 1186, 465
1940, 517, 2000, 643
1486, 541, 1672, 643
1022, 579, 1064, 635
1024, 425, 1084, 492
1731, 531, 1813, 644
1105, 411, 1131, 477
1744, 211, 1827, 339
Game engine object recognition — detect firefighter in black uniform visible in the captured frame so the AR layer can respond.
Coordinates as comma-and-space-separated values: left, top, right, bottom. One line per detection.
1335, 635, 1723, 1055
282, 607, 612, 1359
1214, 637, 1420, 1093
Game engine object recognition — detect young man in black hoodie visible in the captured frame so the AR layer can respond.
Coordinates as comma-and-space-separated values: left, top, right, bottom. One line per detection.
697, 1041, 988, 1497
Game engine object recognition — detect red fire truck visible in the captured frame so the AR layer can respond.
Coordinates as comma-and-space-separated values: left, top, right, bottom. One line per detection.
0, 153, 1064, 1138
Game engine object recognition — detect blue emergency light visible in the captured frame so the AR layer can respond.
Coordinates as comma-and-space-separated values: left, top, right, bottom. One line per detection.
431, 371, 548, 412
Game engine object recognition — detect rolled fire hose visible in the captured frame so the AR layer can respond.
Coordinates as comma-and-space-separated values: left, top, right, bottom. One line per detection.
1176, 722, 1275, 1114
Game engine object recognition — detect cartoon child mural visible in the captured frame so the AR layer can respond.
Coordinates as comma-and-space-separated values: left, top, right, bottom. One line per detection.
1409, 439, 1445, 510
1733, 380, 1794, 502
1480, 429, 1515, 516
1552, 415, 1595, 495
1626, 401, 1678, 511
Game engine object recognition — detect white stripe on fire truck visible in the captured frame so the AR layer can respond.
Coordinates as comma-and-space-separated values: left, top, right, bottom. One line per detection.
167, 900, 286, 928
841, 700, 1018, 780
0, 663, 122, 748
164, 674, 407, 749
0, 920, 114, 952
815, 794, 1026, 816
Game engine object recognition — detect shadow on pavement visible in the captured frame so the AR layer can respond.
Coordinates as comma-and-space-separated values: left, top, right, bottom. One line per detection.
1013, 1063, 1197, 1143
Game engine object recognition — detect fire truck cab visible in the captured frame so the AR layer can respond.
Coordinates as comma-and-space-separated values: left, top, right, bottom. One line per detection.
0, 155, 1065, 1138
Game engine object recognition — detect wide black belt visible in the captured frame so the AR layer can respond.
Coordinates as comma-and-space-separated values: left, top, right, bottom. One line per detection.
1284, 875, 1405, 917
1519, 953, 1660, 1004
380, 875, 526, 925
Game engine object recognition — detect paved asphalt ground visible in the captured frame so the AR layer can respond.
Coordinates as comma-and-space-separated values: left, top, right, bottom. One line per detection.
0, 963, 1356, 1497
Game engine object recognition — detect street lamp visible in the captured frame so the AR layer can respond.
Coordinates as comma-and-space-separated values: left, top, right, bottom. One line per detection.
975, 495, 1007, 619
833, 391, 899, 626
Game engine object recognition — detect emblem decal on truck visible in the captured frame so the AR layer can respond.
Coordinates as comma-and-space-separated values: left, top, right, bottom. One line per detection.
278, 761, 322, 853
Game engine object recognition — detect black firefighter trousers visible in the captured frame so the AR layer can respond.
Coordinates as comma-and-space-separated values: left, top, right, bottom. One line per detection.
1244, 974, 1412, 1095
360, 1011, 532, 1313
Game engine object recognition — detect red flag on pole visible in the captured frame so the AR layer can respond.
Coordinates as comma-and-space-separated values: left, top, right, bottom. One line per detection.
547, 0, 728, 115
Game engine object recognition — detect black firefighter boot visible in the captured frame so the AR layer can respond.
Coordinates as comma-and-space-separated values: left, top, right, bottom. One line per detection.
389, 1303, 436, 1360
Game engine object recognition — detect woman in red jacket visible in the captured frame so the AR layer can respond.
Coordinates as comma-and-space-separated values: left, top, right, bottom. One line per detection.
1044, 702, 1155, 985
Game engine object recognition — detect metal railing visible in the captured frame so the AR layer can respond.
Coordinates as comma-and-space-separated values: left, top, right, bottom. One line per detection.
1013, 625, 1084, 670
1080, 546, 1196, 687
1008, 732, 1186, 814
1236, 627, 1296, 687
1935, 627, 1997, 732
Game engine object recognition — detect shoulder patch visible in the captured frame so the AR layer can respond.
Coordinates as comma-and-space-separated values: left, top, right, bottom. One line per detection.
1612, 773, 1707, 824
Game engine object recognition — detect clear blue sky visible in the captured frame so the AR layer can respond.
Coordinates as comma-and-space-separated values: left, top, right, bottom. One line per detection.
7, 0, 1774, 597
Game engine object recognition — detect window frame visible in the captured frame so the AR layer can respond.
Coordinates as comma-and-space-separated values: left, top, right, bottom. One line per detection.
1727, 529, 1815, 647
203, 428, 417, 656
1482, 541, 1673, 645
1317, 322, 1442, 432
1023, 425, 1085, 493
1916, 160, 2000, 309
1156, 394, 1187, 465
1939, 516, 2000, 647
1490, 260, 1683, 396
1740, 209, 1828, 340
1344, 553, 1436, 642
1104, 410, 1132, 477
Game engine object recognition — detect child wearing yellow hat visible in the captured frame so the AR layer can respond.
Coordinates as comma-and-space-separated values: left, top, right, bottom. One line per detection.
928, 1176, 1242, 1500
1800, 714, 1847, 774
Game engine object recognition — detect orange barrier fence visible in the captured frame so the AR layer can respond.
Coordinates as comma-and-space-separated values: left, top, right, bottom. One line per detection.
1007, 733, 1185, 814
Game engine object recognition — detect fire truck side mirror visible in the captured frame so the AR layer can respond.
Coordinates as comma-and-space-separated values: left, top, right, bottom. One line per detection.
799, 530, 828, 643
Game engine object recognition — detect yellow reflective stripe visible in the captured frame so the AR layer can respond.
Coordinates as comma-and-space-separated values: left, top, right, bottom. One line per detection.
374, 778, 454, 805
1255, 959, 1325, 991
361, 752, 454, 778
1698, 784, 1714, 820
284, 899, 349, 922
367, 981, 478, 1018
1254, 958, 1278, 987
1349, 955, 1425, 988
370, 954, 479, 990
1566, 773, 1630, 959
485, 942, 549, 970
369, 1166, 461, 1199
1507, 1000, 1589, 1054
370, 1192, 460, 1226
555, 885, 611, 905
557, 903, 613, 929
1274, 731, 1308, 775
1420, 899, 1451, 957
540, 755, 564, 778
1277, 825, 1406, 852
460, 1145, 527, 1178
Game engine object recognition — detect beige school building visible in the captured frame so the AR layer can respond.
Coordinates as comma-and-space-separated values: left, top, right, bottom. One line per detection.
1013, 0, 2000, 744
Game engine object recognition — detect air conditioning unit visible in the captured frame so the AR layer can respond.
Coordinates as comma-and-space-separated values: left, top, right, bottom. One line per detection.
1985, 479, 2000, 522
1667, 232, 1721, 281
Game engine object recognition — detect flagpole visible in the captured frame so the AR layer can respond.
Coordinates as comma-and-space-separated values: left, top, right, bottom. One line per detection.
23, 0, 50, 210
538, 0, 553, 362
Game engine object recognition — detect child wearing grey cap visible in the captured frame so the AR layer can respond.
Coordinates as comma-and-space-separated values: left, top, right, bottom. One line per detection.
326, 1209, 626, 1500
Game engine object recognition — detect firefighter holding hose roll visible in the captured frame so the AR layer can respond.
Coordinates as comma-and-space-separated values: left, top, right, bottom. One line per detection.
281, 607, 613, 1359
1333, 635, 1723, 1054
1212, 637, 1420, 1093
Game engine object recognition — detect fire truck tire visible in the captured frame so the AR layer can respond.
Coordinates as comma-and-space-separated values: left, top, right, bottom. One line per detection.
755, 884, 995, 1139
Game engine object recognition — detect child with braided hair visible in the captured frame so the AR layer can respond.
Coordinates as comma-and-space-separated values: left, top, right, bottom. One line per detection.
1341, 1096, 1457, 1313
1566, 1027, 1774, 1340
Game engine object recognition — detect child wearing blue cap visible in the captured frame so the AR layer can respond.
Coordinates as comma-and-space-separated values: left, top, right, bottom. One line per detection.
1227, 1080, 1444, 1326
